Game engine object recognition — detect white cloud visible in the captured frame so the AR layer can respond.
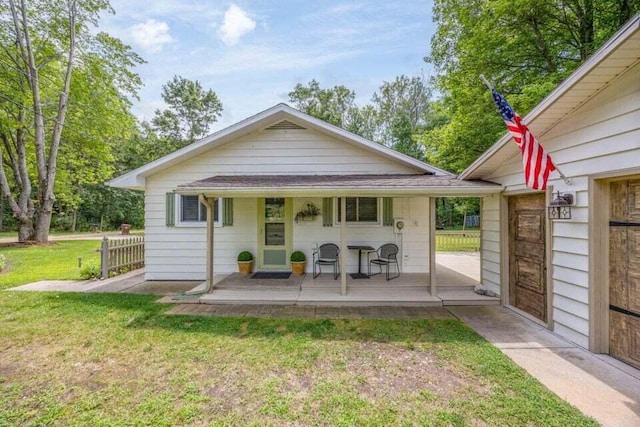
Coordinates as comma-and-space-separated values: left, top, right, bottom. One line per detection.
130, 19, 174, 53
217, 4, 256, 46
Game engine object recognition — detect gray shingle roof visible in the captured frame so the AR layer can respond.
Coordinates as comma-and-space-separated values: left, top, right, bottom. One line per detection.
178, 174, 500, 189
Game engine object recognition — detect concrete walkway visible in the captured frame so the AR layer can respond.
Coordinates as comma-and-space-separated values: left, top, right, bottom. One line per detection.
449, 306, 640, 427
8, 269, 203, 295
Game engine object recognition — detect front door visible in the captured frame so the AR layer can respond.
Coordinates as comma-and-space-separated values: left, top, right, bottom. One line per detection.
609, 179, 640, 369
509, 193, 547, 322
258, 198, 292, 270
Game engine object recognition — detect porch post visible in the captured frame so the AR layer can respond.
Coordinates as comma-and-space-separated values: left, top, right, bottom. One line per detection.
340, 196, 347, 295
429, 197, 437, 296
200, 195, 216, 293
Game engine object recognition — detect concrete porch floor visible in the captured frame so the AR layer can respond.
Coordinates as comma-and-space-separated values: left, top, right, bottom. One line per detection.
191, 252, 498, 306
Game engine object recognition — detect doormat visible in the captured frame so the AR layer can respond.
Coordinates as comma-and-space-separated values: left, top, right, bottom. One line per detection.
251, 272, 291, 279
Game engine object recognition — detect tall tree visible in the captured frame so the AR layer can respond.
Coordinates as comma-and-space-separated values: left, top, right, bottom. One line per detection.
0, 0, 142, 241
371, 75, 432, 158
422, 0, 640, 173
288, 79, 359, 129
288, 77, 435, 159
151, 75, 223, 145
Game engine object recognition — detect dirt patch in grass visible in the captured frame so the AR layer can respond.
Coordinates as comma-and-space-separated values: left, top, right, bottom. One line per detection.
345, 342, 483, 400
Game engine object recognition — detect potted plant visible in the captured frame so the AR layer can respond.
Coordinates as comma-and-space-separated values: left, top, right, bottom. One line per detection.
237, 251, 254, 275
290, 250, 306, 275
295, 201, 321, 223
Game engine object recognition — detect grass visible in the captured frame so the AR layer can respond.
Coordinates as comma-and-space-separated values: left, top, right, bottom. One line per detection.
0, 291, 597, 426
0, 240, 101, 290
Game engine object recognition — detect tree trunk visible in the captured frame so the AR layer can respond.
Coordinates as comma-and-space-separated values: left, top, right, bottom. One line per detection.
17, 216, 33, 242
71, 209, 77, 232
0, 187, 3, 232
34, 200, 53, 242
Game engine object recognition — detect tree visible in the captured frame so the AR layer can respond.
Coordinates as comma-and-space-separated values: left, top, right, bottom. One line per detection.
422, 0, 640, 173
288, 79, 359, 129
0, 0, 142, 241
151, 75, 223, 145
371, 75, 432, 158
288, 77, 435, 160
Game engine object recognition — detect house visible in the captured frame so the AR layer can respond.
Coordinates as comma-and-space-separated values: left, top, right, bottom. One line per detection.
459, 15, 640, 368
108, 104, 501, 298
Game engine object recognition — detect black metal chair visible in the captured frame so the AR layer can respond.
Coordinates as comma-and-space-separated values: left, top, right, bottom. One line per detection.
368, 243, 400, 280
313, 243, 340, 279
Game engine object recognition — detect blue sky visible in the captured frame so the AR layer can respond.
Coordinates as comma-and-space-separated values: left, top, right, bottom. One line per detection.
100, 1, 436, 130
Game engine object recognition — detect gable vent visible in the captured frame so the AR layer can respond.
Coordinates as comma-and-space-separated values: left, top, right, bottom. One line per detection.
265, 120, 306, 130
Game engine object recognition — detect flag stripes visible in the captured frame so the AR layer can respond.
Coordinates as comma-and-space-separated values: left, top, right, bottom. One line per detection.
491, 88, 556, 190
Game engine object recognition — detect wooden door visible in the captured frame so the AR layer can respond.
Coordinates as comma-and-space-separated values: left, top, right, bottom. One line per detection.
509, 193, 547, 322
609, 179, 640, 369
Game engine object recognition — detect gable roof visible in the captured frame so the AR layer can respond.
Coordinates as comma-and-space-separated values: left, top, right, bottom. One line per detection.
109, 103, 452, 190
176, 174, 501, 197
460, 14, 640, 181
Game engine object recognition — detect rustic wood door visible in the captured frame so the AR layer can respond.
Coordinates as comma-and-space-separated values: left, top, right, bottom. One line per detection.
609, 179, 640, 369
509, 193, 547, 322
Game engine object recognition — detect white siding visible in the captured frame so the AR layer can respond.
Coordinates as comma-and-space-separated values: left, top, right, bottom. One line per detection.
143, 128, 426, 280
479, 62, 640, 348
292, 197, 430, 274
481, 194, 501, 295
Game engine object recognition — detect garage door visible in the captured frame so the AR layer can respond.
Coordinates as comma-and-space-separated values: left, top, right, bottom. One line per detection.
609, 179, 640, 369
509, 193, 547, 322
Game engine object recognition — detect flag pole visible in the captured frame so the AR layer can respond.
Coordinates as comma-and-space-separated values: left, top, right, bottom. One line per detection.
479, 75, 572, 186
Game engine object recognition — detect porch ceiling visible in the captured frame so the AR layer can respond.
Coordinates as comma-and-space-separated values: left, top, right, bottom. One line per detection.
175, 174, 503, 197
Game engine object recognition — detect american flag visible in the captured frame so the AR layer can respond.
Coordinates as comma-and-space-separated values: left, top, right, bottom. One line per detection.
491, 88, 556, 190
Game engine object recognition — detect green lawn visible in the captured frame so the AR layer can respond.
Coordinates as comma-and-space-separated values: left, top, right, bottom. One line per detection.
0, 240, 101, 290
0, 292, 596, 426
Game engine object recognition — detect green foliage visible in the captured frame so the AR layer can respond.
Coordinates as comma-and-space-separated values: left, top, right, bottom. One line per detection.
290, 251, 306, 262
151, 75, 223, 144
79, 264, 101, 280
289, 75, 434, 161
0, 0, 143, 240
436, 197, 480, 229
288, 79, 358, 129
237, 251, 253, 262
421, 0, 640, 173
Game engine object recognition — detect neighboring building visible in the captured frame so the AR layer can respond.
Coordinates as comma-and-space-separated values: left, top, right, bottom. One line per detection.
460, 15, 640, 368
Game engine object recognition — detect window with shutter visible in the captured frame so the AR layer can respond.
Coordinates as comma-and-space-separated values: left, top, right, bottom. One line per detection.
337, 197, 380, 224
178, 196, 221, 225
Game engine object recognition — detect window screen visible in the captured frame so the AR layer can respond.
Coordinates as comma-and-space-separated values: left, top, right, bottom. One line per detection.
180, 196, 219, 222
337, 197, 379, 223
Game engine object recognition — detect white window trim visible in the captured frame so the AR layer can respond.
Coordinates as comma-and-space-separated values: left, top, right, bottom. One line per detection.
334, 197, 382, 227
175, 195, 223, 228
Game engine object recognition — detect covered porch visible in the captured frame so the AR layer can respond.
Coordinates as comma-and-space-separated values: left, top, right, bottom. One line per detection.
186, 252, 499, 306
177, 174, 502, 304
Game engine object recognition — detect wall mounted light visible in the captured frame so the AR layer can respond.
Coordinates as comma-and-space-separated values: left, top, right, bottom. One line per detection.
548, 191, 573, 220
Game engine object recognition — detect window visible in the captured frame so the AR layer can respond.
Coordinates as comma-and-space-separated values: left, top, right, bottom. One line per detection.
336, 197, 379, 223
180, 195, 220, 224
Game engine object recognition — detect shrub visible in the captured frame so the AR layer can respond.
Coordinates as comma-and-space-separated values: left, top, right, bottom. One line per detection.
290, 251, 306, 262
80, 264, 101, 280
0, 254, 6, 272
237, 251, 253, 262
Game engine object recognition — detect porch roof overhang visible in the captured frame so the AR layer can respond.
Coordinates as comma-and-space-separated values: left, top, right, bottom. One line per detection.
175, 174, 503, 197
